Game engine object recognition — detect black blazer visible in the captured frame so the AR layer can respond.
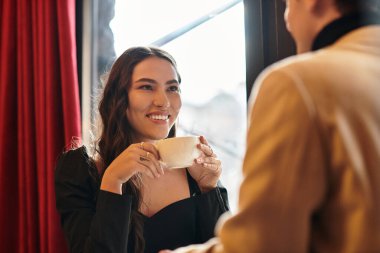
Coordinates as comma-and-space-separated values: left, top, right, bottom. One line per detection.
55, 146, 229, 253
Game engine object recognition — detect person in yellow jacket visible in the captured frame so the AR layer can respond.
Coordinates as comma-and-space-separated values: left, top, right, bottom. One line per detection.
161, 0, 380, 252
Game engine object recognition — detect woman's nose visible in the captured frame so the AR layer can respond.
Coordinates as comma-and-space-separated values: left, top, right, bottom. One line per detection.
153, 90, 170, 108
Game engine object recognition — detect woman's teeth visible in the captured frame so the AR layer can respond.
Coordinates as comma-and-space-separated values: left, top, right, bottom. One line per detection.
148, 115, 169, 120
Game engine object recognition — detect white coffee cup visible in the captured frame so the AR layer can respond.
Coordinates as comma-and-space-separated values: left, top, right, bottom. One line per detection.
155, 136, 201, 169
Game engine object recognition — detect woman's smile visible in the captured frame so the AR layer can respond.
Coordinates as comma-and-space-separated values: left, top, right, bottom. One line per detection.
146, 112, 171, 125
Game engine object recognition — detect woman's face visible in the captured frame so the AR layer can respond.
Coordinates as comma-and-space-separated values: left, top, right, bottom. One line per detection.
126, 56, 181, 142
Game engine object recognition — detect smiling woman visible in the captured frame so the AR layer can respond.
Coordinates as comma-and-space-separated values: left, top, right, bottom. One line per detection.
54, 46, 229, 253
80, 0, 246, 213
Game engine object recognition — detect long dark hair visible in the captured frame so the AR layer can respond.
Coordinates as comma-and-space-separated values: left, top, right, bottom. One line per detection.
96, 46, 181, 252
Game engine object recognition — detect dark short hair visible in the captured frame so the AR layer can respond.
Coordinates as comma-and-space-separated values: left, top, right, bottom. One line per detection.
334, 0, 380, 14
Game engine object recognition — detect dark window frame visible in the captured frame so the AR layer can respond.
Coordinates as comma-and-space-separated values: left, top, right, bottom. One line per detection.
244, 0, 296, 101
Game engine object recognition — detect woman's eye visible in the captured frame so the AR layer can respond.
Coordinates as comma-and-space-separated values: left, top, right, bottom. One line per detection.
168, 85, 180, 92
139, 85, 153, 90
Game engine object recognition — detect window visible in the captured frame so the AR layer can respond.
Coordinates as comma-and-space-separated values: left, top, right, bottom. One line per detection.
83, 0, 246, 212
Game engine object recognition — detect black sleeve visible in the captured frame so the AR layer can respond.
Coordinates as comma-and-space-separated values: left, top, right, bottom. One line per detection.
54, 148, 133, 253
194, 182, 229, 243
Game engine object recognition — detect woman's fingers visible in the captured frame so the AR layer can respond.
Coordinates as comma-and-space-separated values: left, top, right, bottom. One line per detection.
137, 142, 164, 175
135, 147, 164, 178
197, 136, 216, 157
139, 143, 168, 170
197, 143, 215, 157
196, 156, 221, 169
137, 157, 161, 178
138, 142, 160, 159
145, 151, 165, 176
199, 135, 209, 145
141, 167, 155, 179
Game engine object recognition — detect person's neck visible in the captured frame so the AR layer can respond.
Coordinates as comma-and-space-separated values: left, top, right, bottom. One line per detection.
295, 6, 342, 54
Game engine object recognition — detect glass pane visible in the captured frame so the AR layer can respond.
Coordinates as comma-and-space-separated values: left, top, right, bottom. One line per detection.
111, 0, 236, 55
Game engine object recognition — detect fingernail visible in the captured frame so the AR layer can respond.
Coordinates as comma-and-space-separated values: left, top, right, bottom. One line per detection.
159, 161, 168, 169
197, 158, 203, 163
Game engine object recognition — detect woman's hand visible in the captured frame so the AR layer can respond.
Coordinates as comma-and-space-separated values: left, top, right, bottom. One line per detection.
187, 136, 222, 193
100, 142, 165, 194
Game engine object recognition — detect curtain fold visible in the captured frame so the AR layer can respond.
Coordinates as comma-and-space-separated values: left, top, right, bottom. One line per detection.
0, 0, 81, 252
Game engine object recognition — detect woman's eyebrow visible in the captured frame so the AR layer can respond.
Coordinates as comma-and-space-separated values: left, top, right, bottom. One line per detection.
166, 79, 179, 85
135, 78, 157, 84
135, 78, 179, 85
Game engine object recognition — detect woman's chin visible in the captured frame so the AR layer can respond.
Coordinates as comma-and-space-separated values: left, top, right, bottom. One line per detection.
147, 132, 171, 141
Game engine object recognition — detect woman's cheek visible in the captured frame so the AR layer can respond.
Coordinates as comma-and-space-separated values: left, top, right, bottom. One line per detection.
171, 96, 181, 123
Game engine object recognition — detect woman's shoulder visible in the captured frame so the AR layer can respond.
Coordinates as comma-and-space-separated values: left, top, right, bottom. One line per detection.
55, 146, 100, 186
56, 145, 90, 169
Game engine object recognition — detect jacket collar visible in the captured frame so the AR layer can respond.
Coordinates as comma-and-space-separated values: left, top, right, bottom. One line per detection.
312, 11, 380, 51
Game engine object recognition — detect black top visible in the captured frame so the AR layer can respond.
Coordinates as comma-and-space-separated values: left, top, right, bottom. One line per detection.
54, 146, 229, 253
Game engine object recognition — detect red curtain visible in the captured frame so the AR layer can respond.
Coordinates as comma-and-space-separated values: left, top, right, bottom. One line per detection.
0, 0, 81, 252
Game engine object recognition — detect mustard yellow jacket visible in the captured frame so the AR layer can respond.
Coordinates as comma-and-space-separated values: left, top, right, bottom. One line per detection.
173, 26, 380, 253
